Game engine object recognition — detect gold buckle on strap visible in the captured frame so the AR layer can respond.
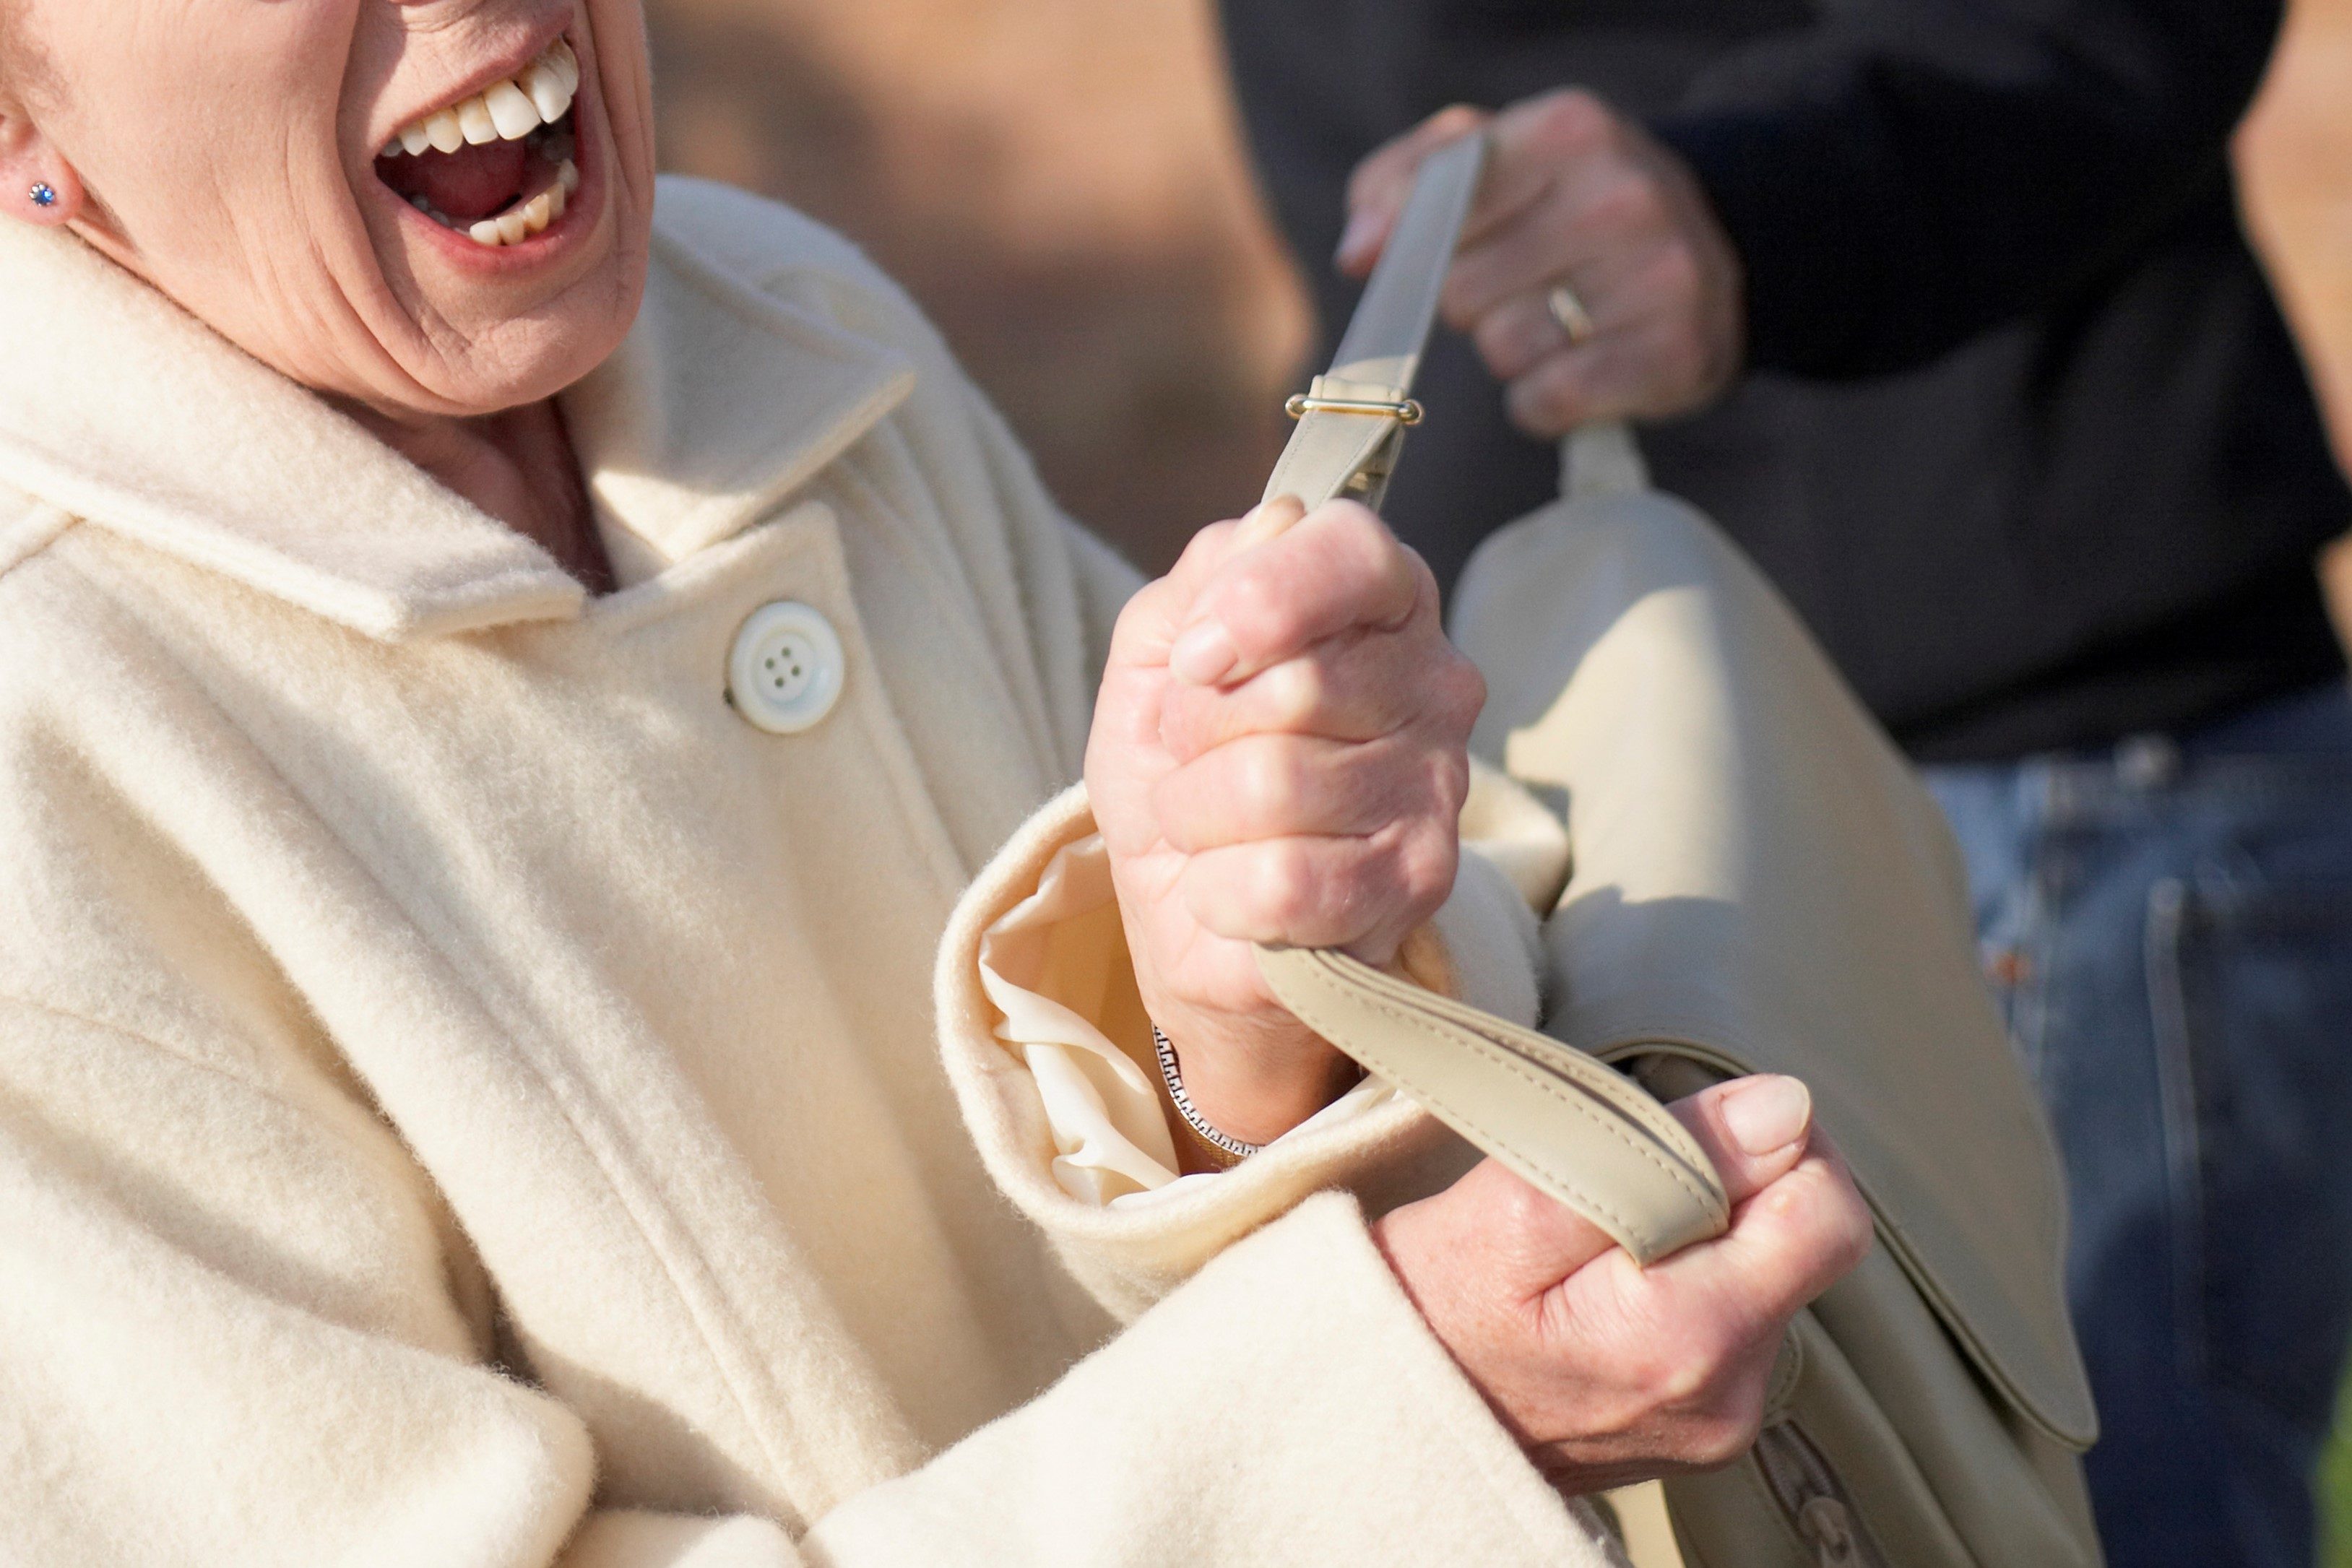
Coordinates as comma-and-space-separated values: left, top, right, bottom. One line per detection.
1284, 393, 1424, 425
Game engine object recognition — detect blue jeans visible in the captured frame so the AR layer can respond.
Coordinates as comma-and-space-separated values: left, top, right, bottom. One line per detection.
1927, 682, 2352, 1568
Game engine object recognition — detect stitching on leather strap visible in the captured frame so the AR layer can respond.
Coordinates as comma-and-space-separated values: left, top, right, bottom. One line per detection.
1378, 967, 1704, 1156
1270, 953, 1724, 1255
1291, 954, 1724, 1219
1268, 953, 1653, 1244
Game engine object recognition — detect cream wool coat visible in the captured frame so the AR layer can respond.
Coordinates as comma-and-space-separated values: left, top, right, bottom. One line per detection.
0, 180, 1616, 1566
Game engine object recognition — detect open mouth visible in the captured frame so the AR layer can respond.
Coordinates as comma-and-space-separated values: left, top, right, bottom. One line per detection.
375, 37, 582, 248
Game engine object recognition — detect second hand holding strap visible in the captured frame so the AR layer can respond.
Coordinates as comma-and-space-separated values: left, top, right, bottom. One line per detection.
1243, 133, 1730, 1266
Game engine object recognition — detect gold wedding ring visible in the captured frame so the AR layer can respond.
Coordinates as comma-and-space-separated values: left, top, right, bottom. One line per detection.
1547, 282, 1596, 344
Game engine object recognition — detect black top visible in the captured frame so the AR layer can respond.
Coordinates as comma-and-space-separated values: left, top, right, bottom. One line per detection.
1222, 0, 2349, 763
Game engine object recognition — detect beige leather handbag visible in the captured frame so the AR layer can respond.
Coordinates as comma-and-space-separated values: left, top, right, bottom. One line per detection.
1251, 138, 2105, 1567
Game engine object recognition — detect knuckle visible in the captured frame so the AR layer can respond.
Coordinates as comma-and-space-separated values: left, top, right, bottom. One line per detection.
1830, 1184, 1877, 1267
1664, 329, 1708, 386
1508, 368, 1579, 436
1321, 508, 1414, 620
1400, 540, 1440, 607
1174, 521, 1231, 571
1397, 816, 1461, 904
1473, 308, 1542, 377
1781, 1156, 1872, 1249
1167, 521, 1238, 589
1110, 576, 1173, 642
1530, 90, 1610, 155
1686, 1405, 1765, 1470
1248, 839, 1323, 930
1437, 745, 1475, 814
1586, 173, 1659, 233
1647, 242, 1701, 301
1669, 1318, 1752, 1400
1219, 569, 1295, 651
1258, 657, 1327, 731
1613, 1333, 1682, 1398
1430, 103, 1487, 140
1235, 741, 1306, 820
1490, 1171, 1565, 1239
1437, 652, 1486, 729
1323, 500, 1393, 564
1652, 1350, 1716, 1411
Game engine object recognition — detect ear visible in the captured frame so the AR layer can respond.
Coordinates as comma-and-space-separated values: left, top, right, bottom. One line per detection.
0, 98, 80, 227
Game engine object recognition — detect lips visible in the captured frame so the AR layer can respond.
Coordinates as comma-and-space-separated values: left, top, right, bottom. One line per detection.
374, 38, 581, 248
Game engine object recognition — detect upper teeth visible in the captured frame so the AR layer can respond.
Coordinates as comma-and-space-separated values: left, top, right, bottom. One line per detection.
381, 38, 579, 160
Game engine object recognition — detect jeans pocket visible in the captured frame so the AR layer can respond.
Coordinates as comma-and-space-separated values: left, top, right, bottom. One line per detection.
2159, 868, 2352, 1437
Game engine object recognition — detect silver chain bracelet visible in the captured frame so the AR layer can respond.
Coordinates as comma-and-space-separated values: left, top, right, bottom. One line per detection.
1151, 1023, 1264, 1161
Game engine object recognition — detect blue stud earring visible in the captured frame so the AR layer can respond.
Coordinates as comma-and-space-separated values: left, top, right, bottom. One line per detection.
29, 183, 56, 209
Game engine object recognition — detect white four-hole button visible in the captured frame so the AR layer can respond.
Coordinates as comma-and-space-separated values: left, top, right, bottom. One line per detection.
728, 601, 845, 734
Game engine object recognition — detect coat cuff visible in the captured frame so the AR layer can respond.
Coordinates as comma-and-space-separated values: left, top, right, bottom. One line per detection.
802, 1192, 1622, 1567
937, 782, 1556, 1319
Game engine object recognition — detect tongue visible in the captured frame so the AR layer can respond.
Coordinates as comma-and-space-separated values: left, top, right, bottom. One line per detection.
379, 139, 529, 222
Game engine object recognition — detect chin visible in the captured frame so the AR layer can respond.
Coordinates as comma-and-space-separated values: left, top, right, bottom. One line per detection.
415, 264, 647, 416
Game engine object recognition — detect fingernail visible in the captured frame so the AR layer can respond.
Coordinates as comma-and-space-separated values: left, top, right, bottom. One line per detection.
1233, 494, 1305, 549
1721, 1076, 1812, 1157
1335, 208, 1381, 267
1169, 620, 1237, 685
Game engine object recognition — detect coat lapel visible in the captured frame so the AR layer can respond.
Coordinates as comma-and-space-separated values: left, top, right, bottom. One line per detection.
0, 222, 579, 639
563, 227, 915, 576
0, 205, 913, 638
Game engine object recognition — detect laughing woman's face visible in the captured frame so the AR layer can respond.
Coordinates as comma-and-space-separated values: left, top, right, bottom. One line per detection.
0, 0, 658, 418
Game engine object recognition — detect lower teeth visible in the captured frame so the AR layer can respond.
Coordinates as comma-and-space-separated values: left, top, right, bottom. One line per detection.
395, 115, 579, 248
453, 157, 579, 248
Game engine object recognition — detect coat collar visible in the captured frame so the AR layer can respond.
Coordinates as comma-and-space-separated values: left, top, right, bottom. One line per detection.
0, 192, 915, 639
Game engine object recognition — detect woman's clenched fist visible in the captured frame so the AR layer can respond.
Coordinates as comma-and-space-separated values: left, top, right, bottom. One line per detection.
1085, 496, 1484, 1151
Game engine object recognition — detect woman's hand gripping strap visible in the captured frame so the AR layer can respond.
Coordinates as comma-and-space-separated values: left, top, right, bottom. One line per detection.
1254, 945, 1729, 1264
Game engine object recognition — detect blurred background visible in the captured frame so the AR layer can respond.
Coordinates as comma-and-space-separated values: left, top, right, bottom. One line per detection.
641, 0, 2352, 1554
642, 0, 2352, 593
644, 0, 1307, 572
2252, 0, 2352, 1528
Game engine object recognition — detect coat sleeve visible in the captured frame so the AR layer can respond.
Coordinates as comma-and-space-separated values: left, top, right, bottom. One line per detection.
933, 775, 1557, 1314
920, 342, 1568, 1302
1650, 0, 2284, 376
797, 1190, 1613, 1564
0, 994, 1610, 1567
0, 994, 611, 1566
773, 228, 1600, 1555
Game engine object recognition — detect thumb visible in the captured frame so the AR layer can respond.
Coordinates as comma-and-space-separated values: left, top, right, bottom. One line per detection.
1668, 1075, 1815, 1206
1380, 1075, 1816, 1308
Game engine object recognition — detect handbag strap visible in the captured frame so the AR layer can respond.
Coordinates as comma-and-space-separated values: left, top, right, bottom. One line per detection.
1561, 420, 1650, 500
1260, 133, 1487, 514
1244, 142, 1729, 1264
1255, 947, 1729, 1263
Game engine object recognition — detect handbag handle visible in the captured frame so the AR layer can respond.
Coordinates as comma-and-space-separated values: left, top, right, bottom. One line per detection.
1561, 420, 1649, 501
1254, 946, 1728, 1263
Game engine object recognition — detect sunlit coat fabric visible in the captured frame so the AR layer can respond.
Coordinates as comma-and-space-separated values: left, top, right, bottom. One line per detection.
0, 179, 1613, 1566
